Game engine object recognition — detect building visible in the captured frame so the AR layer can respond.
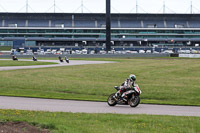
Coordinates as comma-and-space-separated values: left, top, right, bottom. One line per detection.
0, 13, 200, 51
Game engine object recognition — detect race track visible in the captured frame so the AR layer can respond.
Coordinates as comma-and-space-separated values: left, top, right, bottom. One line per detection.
0, 59, 115, 71
0, 96, 200, 117
0, 59, 200, 117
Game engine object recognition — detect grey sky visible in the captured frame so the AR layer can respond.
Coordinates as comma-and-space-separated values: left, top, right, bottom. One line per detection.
0, 0, 200, 13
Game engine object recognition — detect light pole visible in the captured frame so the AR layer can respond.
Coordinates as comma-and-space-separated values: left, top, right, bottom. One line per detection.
106, 0, 111, 52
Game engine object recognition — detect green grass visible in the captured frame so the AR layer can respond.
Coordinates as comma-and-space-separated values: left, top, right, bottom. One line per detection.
0, 46, 12, 51
0, 58, 200, 106
0, 60, 57, 67
0, 109, 199, 133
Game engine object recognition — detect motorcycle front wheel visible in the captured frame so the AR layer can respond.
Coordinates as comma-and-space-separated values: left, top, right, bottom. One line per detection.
107, 93, 117, 106
128, 96, 140, 107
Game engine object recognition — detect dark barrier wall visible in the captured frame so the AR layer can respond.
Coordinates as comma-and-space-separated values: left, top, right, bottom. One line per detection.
170, 53, 179, 57
0, 53, 169, 58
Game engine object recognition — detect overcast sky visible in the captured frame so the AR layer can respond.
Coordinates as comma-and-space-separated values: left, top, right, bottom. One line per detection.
0, 0, 200, 13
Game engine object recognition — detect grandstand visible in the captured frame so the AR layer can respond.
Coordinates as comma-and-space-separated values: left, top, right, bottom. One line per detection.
0, 13, 200, 52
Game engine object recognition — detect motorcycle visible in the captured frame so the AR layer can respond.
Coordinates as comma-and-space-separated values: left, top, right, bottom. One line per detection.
32, 56, 37, 61
107, 85, 142, 107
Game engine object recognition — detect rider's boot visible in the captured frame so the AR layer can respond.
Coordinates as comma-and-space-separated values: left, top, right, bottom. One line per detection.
122, 97, 127, 102
121, 94, 127, 102
114, 91, 121, 100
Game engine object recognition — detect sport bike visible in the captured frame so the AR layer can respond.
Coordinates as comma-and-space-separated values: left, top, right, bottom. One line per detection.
107, 85, 142, 107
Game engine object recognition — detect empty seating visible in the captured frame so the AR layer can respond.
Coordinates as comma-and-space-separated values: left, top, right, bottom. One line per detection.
111, 19, 119, 28
74, 19, 95, 28
51, 19, 72, 27
120, 20, 141, 28
143, 20, 164, 28
97, 20, 106, 28
0, 13, 200, 29
28, 20, 49, 27
189, 21, 200, 28
4, 19, 25, 27
166, 20, 187, 28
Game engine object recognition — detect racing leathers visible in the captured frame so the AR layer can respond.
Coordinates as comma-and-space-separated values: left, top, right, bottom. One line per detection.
115, 78, 135, 101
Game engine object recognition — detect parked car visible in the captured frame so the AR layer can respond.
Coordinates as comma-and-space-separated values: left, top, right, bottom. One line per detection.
108, 50, 115, 54
75, 50, 82, 54
26, 49, 33, 55
90, 50, 95, 54
178, 50, 190, 54
100, 50, 106, 54
162, 50, 174, 54
125, 50, 131, 54
130, 51, 138, 54
51, 49, 57, 54
56, 51, 62, 55
153, 51, 160, 54
115, 51, 122, 54
146, 50, 152, 53
139, 50, 145, 53
191, 50, 199, 54
82, 49, 88, 54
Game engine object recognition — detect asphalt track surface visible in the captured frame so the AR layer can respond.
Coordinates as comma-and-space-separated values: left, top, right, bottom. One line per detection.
0, 59, 200, 116
0, 59, 115, 71
0, 96, 200, 117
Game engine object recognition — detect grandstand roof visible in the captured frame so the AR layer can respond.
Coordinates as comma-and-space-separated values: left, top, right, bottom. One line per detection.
1, 12, 200, 19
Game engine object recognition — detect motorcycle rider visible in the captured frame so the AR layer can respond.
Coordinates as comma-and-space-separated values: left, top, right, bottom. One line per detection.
115, 74, 136, 101
32, 56, 37, 61
65, 56, 69, 63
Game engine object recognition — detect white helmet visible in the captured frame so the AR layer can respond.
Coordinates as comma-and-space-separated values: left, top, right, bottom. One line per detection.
129, 74, 136, 81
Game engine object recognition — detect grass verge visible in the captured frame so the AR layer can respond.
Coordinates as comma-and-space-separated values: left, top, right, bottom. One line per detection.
0, 58, 200, 106
0, 60, 57, 67
0, 46, 12, 51
0, 109, 199, 133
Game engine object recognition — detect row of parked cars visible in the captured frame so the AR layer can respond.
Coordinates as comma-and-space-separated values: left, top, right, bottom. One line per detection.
3, 48, 199, 55
33, 49, 199, 55
178, 49, 199, 54
25, 49, 157, 55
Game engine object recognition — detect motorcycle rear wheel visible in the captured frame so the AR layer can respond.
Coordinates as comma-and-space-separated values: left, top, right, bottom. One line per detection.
107, 93, 117, 106
128, 96, 140, 107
